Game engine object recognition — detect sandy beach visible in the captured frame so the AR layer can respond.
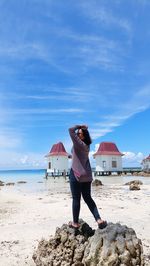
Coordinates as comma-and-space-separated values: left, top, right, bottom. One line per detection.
0, 180, 150, 266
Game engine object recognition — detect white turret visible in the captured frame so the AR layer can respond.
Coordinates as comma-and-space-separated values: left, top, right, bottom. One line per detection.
93, 142, 123, 172
45, 142, 70, 175
141, 154, 150, 172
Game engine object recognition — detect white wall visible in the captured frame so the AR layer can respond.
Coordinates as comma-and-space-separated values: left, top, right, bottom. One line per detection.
95, 155, 123, 171
47, 156, 68, 173
142, 160, 150, 171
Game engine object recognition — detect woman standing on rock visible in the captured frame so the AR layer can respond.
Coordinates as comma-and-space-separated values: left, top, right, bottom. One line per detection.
68, 125, 107, 229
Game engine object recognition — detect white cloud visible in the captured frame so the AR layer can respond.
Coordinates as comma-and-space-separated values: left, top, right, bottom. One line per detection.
122, 151, 144, 166
0, 151, 47, 170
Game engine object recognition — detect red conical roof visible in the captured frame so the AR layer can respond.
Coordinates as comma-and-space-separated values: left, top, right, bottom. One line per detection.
146, 154, 150, 160
46, 142, 69, 157
94, 142, 123, 157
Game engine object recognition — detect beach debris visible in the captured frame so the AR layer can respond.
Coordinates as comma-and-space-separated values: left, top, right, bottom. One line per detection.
129, 184, 141, 191
6, 182, 15, 186
92, 179, 103, 186
33, 220, 144, 266
124, 180, 143, 186
17, 181, 27, 184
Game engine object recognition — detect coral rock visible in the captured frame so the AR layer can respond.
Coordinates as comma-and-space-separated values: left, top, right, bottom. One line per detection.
6, 182, 15, 186
92, 179, 103, 186
129, 184, 141, 191
124, 180, 143, 186
0, 180, 4, 186
33, 221, 144, 266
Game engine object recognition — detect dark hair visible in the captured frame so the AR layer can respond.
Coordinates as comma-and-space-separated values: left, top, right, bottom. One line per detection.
81, 128, 92, 146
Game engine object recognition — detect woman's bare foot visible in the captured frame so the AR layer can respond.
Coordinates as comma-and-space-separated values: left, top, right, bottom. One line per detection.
97, 219, 107, 229
97, 218, 105, 224
68, 221, 80, 228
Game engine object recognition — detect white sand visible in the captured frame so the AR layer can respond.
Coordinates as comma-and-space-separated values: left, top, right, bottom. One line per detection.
0, 182, 150, 266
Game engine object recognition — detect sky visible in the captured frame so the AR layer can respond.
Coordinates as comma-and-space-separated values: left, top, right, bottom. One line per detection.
0, 0, 150, 170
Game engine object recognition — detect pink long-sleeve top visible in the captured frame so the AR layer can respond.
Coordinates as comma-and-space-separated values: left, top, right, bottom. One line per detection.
69, 125, 93, 182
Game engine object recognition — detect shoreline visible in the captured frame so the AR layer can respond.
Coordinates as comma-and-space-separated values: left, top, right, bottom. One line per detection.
0, 182, 150, 265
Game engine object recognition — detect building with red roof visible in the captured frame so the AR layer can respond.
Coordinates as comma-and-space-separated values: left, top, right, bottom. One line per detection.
141, 154, 150, 172
45, 142, 71, 175
93, 142, 123, 172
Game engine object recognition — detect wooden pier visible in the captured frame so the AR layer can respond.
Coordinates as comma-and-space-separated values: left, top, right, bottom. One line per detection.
45, 170, 69, 179
45, 167, 143, 178
94, 167, 142, 176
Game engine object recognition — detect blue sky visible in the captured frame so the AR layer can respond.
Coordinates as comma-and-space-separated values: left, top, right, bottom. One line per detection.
0, 0, 150, 169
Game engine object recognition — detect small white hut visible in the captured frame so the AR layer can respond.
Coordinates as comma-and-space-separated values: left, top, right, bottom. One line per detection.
93, 142, 123, 172
45, 142, 70, 175
141, 154, 150, 172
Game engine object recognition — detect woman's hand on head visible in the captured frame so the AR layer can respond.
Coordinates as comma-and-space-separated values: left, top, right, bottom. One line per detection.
80, 125, 88, 129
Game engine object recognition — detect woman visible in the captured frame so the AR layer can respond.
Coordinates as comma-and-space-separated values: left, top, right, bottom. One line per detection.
69, 124, 107, 229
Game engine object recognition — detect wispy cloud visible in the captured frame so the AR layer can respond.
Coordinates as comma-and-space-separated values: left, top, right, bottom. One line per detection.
0, 0, 149, 170
57, 29, 127, 71
90, 84, 150, 139
1, 88, 94, 103
0, 10, 129, 75
0, 133, 22, 149
2, 108, 84, 115
78, 0, 132, 35
0, 36, 125, 74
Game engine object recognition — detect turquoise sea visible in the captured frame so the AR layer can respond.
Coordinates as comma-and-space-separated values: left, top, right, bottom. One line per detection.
0, 169, 45, 183
0, 169, 46, 194
0, 169, 150, 194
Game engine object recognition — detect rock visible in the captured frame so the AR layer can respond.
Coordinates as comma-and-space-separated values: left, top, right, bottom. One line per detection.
124, 180, 143, 186
84, 223, 144, 265
6, 182, 15, 186
131, 171, 150, 177
129, 184, 141, 191
33, 221, 144, 266
124, 180, 142, 190
92, 179, 103, 186
0, 180, 4, 186
17, 181, 27, 184
142, 172, 150, 177
133, 172, 138, 176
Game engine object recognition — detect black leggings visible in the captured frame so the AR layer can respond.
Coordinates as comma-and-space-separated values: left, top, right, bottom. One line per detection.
69, 169, 101, 223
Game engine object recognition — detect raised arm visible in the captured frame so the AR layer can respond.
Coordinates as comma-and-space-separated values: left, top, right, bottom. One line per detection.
68, 125, 87, 148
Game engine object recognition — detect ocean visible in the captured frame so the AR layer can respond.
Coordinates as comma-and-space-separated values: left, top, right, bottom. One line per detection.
0, 169, 46, 194
0, 169, 45, 183
0, 169, 150, 194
